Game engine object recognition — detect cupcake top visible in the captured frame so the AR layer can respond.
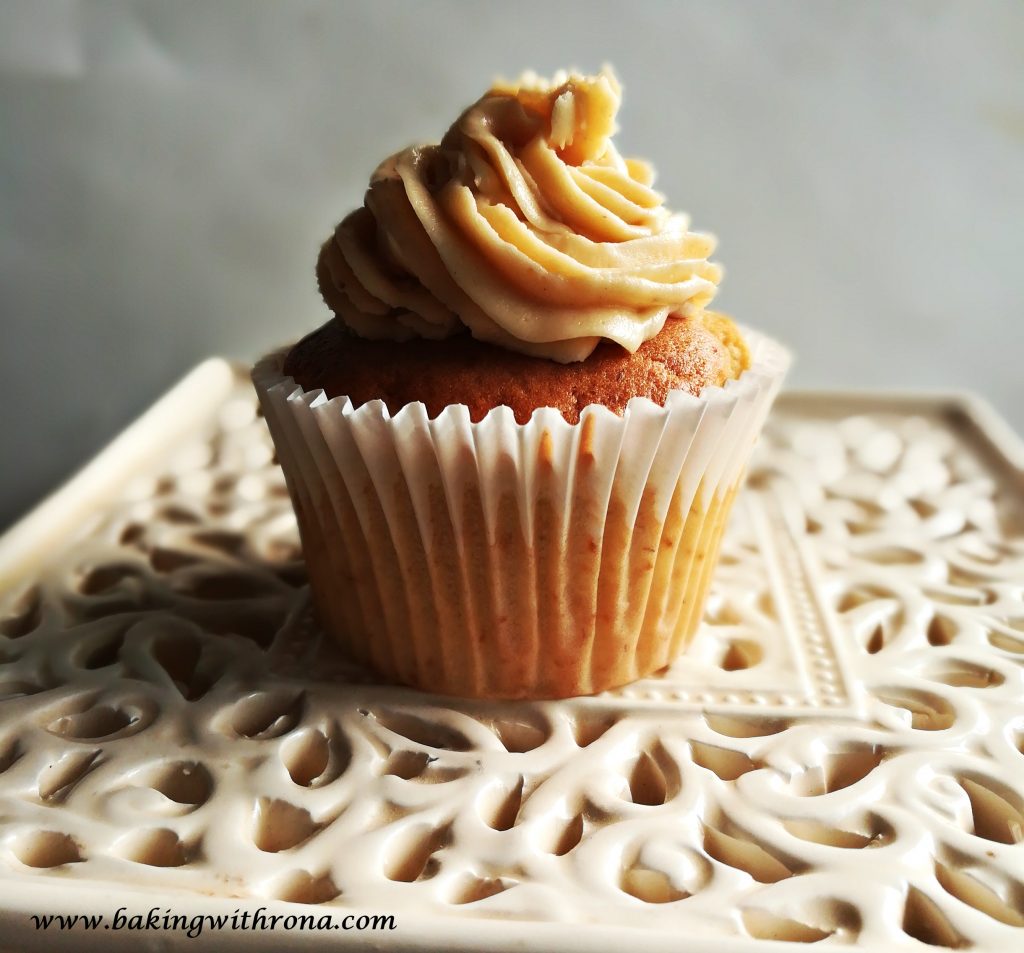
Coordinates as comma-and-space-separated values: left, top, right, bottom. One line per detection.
284, 311, 748, 424
317, 68, 725, 363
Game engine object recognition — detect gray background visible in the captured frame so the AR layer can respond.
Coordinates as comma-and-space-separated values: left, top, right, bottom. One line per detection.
1, 0, 1022, 531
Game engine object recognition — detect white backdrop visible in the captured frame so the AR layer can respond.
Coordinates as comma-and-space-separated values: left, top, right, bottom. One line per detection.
1, 0, 1022, 529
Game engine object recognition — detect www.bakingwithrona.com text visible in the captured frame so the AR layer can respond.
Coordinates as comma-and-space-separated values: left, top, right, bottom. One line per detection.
31, 906, 397, 939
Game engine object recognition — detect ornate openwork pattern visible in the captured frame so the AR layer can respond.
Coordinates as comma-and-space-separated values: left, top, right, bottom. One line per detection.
1, 365, 1022, 950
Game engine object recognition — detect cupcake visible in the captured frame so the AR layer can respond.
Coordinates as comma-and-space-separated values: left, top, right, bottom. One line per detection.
253, 68, 789, 699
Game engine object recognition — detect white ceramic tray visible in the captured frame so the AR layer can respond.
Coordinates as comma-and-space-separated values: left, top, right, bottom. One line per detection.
0, 361, 1022, 952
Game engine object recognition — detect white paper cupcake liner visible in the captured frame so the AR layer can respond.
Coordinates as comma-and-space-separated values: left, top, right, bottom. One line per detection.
252, 328, 790, 699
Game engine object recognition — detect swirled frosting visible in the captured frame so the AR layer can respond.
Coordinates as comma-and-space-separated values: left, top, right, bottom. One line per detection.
317, 69, 723, 363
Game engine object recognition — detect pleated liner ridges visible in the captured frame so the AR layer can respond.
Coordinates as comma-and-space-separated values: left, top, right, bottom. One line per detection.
253, 329, 789, 699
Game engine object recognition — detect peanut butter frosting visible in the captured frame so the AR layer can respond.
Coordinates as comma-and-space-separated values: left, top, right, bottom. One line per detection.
317, 68, 724, 363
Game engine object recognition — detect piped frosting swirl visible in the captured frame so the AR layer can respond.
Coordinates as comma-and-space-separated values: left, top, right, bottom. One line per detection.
317, 68, 722, 363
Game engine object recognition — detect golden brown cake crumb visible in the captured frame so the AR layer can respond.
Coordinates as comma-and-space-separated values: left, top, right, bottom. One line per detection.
284, 312, 749, 425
